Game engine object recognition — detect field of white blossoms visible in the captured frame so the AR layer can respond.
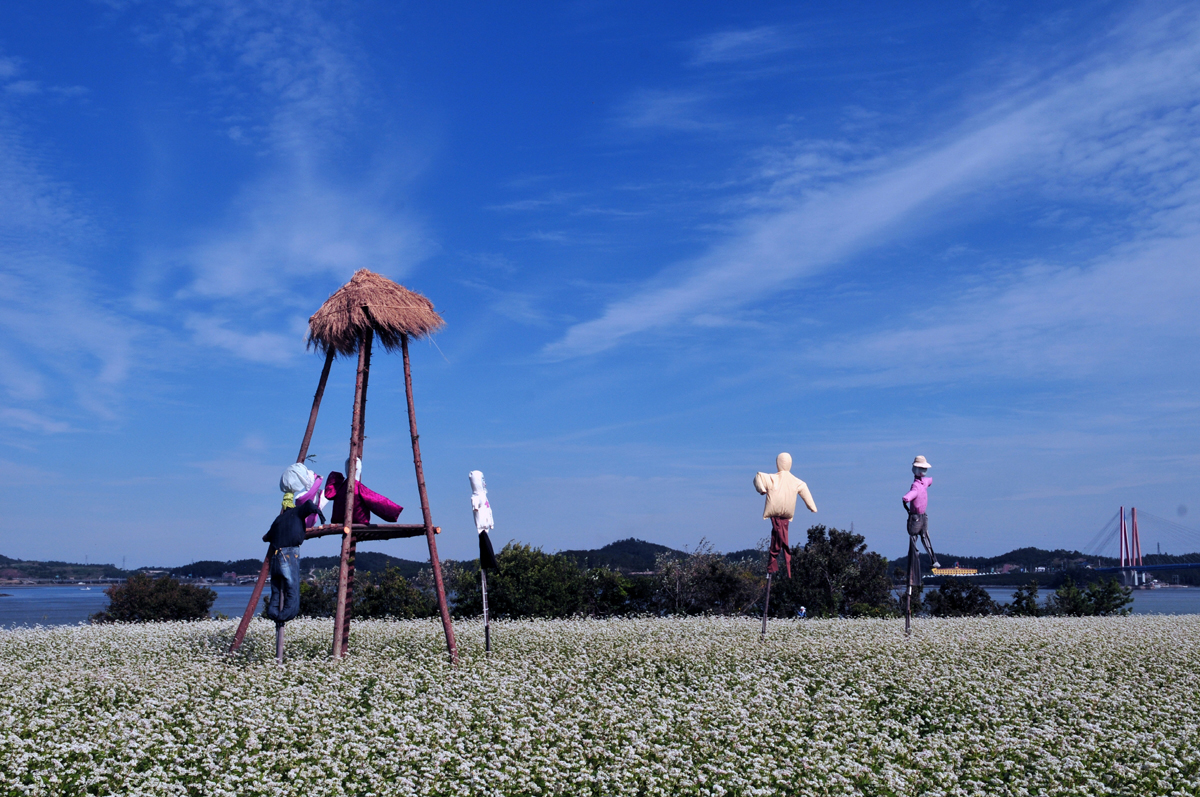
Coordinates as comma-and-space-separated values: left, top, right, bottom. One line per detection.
1, 616, 1198, 797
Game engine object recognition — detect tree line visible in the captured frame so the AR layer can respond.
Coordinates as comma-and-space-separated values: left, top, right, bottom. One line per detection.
90, 525, 1133, 622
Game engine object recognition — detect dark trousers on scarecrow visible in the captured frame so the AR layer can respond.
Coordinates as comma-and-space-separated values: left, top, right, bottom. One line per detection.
767, 517, 791, 577
904, 513, 934, 634
266, 546, 301, 624
761, 517, 792, 637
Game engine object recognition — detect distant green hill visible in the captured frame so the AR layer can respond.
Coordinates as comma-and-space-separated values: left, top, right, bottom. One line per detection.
169, 552, 426, 580
298, 552, 426, 580
558, 538, 684, 572
0, 555, 127, 581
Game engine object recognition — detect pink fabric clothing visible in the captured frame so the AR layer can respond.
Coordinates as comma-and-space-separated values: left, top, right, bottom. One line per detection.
902, 476, 932, 514
324, 471, 403, 525
296, 475, 324, 528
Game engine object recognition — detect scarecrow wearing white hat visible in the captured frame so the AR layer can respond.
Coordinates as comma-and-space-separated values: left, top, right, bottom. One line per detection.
901, 455, 938, 634
753, 452, 817, 635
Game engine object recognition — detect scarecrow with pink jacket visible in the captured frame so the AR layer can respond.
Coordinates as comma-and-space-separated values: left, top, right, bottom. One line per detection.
901, 455, 939, 634
324, 457, 403, 525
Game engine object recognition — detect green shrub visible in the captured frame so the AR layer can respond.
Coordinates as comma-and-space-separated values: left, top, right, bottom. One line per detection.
90, 573, 216, 623
1048, 577, 1133, 616
1008, 580, 1043, 616
354, 567, 435, 619
925, 578, 1002, 617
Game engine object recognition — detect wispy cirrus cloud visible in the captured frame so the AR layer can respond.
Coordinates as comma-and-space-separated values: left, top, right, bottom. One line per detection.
615, 89, 721, 132
129, 0, 430, 361
0, 101, 139, 430
688, 26, 797, 66
808, 231, 1200, 387
548, 4, 1200, 360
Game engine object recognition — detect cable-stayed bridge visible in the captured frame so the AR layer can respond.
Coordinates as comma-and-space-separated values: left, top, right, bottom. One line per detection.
1083, 507, 1200, 585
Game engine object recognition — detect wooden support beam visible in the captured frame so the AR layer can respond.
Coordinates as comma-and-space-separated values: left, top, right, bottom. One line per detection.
402, 333, 458, 665
333, 331, 370, 659
340, 332, 372, 658
230, 348, 335, 654
305, 523, 439, 541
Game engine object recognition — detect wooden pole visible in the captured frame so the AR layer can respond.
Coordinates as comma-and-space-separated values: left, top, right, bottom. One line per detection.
905, 589, 912, 636
481, 567, 491, 653
298, 349, 336, 463
333, 332, 370, 659
230, 348, 335, 654
905, 534, 918, 637
340, 332, 371, 658
760, 572, 772, 638
402, 333, 458, 665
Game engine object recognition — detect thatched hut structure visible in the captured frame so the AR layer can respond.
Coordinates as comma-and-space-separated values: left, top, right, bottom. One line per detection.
232, 269, 458, 664
307, 269, 445, 356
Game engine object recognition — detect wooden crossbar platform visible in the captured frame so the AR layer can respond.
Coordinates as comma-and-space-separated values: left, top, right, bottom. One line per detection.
305, 523, 440, 542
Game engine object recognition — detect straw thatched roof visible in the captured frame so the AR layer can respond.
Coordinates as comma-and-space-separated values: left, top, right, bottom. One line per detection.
308, 269, 444, 356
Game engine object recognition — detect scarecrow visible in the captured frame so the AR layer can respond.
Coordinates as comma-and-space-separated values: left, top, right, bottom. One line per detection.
753, 452, 817, 635
901, 455, 939, 635
264, 465, 326, 663
469, 470, 499, 651
324, 457, 403, 525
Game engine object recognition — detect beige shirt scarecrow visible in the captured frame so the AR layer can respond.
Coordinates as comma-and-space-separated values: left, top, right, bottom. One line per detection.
754, 453, 818, 519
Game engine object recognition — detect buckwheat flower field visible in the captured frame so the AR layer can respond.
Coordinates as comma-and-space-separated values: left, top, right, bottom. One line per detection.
2, 616, 1198, 796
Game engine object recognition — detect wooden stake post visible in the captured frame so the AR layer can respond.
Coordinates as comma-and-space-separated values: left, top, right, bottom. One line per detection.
338, 332, 371, 658
760, 572, 773, 638
481, 568, 491, 653
402, 333, 458, 665
332, 331, 370, 659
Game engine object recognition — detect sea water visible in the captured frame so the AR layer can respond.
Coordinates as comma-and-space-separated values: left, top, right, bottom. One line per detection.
0, 585, 258, 628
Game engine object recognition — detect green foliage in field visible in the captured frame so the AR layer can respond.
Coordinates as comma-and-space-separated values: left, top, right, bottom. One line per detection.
1009, 580, 1043, 616
90, 573, 216, 623
1049, 576, 1134, 616
305, 527, 902, 620
292, 567, 435, 620
768, 525, 896, 618
925, 577, 1004, 616
655, 540, 760, 615
354, 566, 435, 619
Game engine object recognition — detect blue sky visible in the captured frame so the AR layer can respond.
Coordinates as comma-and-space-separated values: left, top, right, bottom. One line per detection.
2, 0, 1200, 568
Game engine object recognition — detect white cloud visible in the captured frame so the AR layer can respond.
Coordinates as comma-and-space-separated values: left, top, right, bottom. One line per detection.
549, 5, 1200, 358
0, 408, 71, 434
126, 0, 432, 358
615, 89, 719, 132
4, 80, 40, 96
810, 231, 1200, 387
0, 119, 139, 425
177, 174, 429, 303
183, 314, 302, 364
689, 26, 795, 66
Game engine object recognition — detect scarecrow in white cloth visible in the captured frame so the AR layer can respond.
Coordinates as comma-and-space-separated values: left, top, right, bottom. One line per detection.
470, 470, 499, 570
470, 470, 499, 651
753, 453, 817, 634
754, 453, 818, 578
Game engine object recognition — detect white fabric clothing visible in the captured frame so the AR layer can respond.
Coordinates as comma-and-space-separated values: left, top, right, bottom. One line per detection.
280, 463, 314, 494
281, 464, 330, 515
754, 470, 817, 519
469, 470, 494, 532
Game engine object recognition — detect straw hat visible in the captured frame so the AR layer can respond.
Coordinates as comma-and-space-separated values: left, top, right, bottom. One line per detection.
912, 455, 932, 470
